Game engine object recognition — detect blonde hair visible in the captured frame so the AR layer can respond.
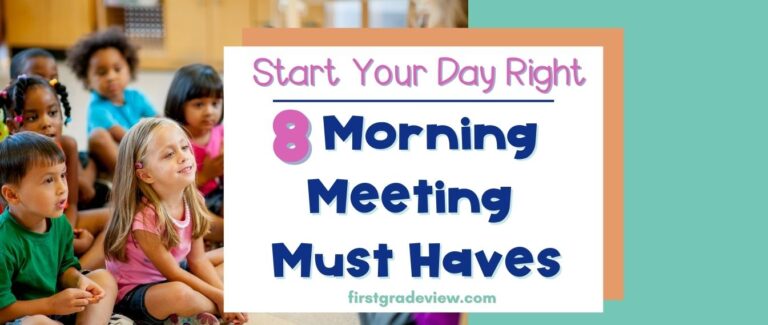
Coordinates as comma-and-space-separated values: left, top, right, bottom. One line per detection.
104, 117, 211, 262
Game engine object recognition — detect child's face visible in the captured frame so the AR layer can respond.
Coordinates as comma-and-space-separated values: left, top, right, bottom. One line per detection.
86, 47, 130, 101
184, 97, 223, 134
5, 162, 68, 220
18, 86, 63, 140
23, 57, 59, 81
139, 125, 197, 193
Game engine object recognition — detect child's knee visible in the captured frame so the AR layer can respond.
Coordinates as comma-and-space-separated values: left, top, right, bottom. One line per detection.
20, 315, 60, 325
164, 282, 211, 313
88, 129, 113, 149
86, 269, 117, 294
165, 282, 198, 301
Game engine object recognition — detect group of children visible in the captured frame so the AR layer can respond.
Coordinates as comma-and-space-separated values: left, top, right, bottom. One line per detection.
0, 28, 239, 324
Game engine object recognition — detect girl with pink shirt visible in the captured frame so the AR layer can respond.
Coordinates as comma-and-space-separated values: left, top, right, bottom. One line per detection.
103, 118, 245, 324
164, 64, 224, 245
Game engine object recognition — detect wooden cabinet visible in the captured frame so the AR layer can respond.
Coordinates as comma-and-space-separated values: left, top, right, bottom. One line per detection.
160, 0, 209, 67
100, 0, 259, 70
3, 0, 95, 49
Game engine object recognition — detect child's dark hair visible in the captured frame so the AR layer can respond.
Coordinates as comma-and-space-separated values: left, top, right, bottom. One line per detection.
0, 75, 72, 126
10, 48, 55, 79
0, 132, 65, 204
164, 64, 224, 125
66, 27, 139, 88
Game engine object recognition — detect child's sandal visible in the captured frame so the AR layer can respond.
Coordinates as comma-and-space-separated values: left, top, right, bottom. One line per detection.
164, 312, 220, 325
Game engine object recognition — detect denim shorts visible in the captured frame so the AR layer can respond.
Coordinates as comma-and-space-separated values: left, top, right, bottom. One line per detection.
114, 260, 189, 325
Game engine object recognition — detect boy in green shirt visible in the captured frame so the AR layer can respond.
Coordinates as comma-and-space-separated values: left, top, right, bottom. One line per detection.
0, 132, 116, 324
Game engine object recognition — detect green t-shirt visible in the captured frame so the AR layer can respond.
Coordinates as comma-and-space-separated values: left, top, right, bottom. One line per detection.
0, 209, 80, 309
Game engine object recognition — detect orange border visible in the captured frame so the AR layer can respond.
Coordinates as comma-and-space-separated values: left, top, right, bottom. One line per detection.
242, 28, 624, 300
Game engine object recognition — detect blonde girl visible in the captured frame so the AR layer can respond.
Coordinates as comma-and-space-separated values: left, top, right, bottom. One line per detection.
103, 118, 245, 324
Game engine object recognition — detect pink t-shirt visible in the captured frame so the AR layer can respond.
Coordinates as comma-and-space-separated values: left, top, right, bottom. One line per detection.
107, 201, 193, 301
193, 124, 223, 196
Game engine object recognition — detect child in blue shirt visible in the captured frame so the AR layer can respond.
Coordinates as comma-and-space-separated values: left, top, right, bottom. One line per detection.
66, 27, 157, 175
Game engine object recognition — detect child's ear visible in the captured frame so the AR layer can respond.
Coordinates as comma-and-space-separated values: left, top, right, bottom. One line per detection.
1, 184, 20, 205
136, 170, 156, 184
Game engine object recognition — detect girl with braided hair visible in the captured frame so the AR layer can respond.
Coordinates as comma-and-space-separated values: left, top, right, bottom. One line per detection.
10, 48, 106, 210
0, 75, 110, 270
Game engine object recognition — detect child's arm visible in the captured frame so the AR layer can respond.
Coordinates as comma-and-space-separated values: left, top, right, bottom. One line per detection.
59, 267, 104, 303
89, 106, 127, 143
134, 230, 223, 306
187, 237, 222, 289
0, 255, 52, 321
0, 252, 92, 322
78, 157, 98, 203
0, 289, 94, 322
60, 136, 79, 227
0, 299, 49, 323
196, 154, 224, 188
60, 268, 98, 294
0, 297, 63, 322
187, 238, 248, 324
108, 126, 127, 143
61, 136, 94, 255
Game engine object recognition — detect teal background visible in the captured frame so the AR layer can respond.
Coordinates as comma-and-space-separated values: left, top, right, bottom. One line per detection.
470, 0, 768, 323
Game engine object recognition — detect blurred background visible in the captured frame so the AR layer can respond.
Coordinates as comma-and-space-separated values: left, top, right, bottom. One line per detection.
0, 0, 467, 146
1, 0, 467, 71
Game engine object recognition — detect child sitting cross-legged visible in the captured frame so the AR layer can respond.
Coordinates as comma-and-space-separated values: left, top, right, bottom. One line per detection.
0, 132, 118, 324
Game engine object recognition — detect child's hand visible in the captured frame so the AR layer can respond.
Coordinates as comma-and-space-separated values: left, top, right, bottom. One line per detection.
77, 275, 105, 304
47, 288, 93, 315
215, 299, 225, 317
72, 228, 95, 254
222, 312, 248, 324
215, 295, 248, 325
202, 154, 224, 180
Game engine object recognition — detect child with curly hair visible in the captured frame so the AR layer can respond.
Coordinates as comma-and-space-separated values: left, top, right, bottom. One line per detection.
67, 27, 157, 175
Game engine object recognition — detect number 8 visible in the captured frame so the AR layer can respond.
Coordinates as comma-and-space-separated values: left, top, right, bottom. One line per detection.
273, 110, 311, 164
